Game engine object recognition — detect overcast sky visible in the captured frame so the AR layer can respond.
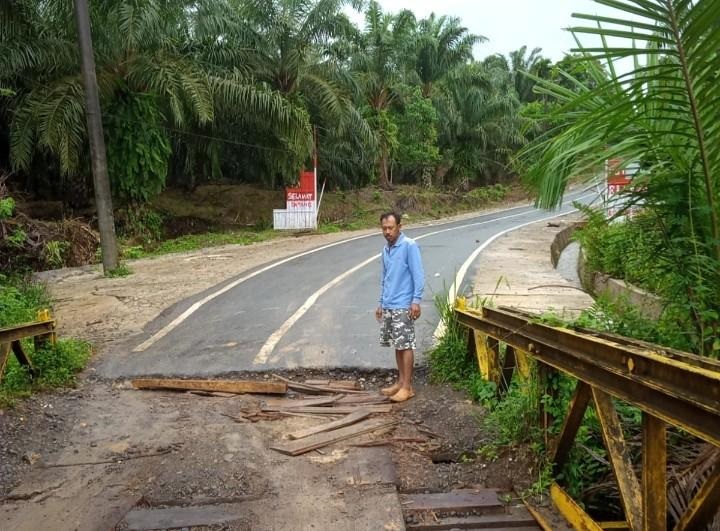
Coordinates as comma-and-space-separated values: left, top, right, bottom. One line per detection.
348, 0, 623, 62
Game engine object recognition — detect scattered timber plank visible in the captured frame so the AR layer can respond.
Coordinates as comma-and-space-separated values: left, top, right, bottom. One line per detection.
336, 394, 390, 405
351, 437, 427, 447
405, 508, 540, 530
400, 489, 505, 516
123, 503, 248, 530
132, 378, 287, 395
304, 379, 362, 390
288, 409, 372, 440
263, 405, 392, 415
272, 374, 366, 394
263, 395, 342, 408
270, 418, 399, 456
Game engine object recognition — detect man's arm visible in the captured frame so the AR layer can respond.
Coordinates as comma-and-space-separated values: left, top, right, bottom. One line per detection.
408, 243, 424, 320
408, 243, 424, 305
376, 253, 385, 321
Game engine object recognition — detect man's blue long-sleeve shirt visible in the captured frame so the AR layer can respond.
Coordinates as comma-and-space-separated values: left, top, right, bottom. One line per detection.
379, 233, 424, 309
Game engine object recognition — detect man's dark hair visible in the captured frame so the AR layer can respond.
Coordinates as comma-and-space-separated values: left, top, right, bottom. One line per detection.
380, 211, 402, 225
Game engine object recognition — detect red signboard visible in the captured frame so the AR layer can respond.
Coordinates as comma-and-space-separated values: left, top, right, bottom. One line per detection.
285, 171, 316, 211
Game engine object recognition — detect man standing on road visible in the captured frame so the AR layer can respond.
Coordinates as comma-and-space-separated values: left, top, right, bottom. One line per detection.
375, 211, 425, 402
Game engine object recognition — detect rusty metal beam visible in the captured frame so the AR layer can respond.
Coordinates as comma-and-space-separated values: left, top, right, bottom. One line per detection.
502, 307, 720, 374
673, 460, 720, 531
0, 320, 56, 344
593, 389, 643, 531
550, 381, 592, 471
455, 307, 720, 446
472, 330, 500, 386
499, 345, 516, 394
642, 413, 666, 531
550, 482, 604, 531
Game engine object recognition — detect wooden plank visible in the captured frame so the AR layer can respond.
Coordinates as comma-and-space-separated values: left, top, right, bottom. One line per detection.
123, 502, 247, 530
674, 459, 720, 531
304, 379, 362, 390
132, 378, 287, 394
335, 394, 390, 405
550, 381, 592, 470
12, 340, 36, 376
592, 389, 643, 531
264, 404, 392, 415
550, 483, 603, 531
0, 319, 56, 344
287, 409, 371, 440
0, 343, 11, 383
270, 418, 398, 456
272, 374, 367, 394
400, 489, 504, 515
642, 413, 666, 531
405, 508, 539, 530
263, 395, 342, 408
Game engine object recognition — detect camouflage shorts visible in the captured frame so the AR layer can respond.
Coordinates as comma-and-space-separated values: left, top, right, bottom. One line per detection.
379, 308, 416, 350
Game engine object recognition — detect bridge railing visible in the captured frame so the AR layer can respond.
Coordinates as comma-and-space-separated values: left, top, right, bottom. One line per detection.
0, 310, 56, 383
454, 302, 720, 531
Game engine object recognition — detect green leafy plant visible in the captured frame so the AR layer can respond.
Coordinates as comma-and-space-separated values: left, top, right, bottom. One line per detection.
43, 240, 69, 269
0, 197, 14, 219
106, 93, 172, 203
105, 263, 132, 278
520, 0, 720, 356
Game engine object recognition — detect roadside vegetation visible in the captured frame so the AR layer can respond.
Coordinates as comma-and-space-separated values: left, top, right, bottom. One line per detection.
0, 275, 91, 407
430, 0, 719, 523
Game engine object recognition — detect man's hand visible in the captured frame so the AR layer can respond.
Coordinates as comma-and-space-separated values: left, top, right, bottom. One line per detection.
375, 306, 383, 321
410, 303, 421, 320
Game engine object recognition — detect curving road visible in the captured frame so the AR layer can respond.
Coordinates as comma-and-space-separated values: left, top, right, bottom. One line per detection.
100, 189, 594, 378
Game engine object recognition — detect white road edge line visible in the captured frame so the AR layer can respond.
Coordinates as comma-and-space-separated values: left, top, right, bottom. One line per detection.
431, 207, 582, 340
254, 194, 594, 364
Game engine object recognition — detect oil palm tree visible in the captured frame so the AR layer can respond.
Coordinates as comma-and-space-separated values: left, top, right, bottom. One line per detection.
1, 0, 308, 201
433, 63, 524, 187
413, 13, 484, 98
231, 0, 374, 187
351, 1, 415, 189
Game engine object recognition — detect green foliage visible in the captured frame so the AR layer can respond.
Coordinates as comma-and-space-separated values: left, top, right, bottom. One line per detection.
105, 263, 132, 278
0, 275, 50, 327
106, 93, 171, 203
42, 240, 69, 269
521, 0, 720, 356
0, 339, 91, 407
117, 206, 165, 243
393, 86, 440, 181
464, 184, 509, 206
0, 197, 15, 219
575, 206, 709, 353
7, 228, 26, 247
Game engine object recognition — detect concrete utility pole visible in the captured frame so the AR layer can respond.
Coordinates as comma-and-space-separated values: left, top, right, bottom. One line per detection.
73, 0, 118, 272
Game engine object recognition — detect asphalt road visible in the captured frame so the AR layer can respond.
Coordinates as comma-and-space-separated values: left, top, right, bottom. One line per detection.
100, 189, 594, 378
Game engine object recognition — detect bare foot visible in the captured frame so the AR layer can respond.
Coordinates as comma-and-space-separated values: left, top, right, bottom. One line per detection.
380, 383, 401, 396
390, 388, 415, 402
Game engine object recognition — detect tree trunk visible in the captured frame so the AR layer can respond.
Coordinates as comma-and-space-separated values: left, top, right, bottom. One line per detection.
434, 159, 454, 187
378, 143, 391, 190
73, 0, 118, 272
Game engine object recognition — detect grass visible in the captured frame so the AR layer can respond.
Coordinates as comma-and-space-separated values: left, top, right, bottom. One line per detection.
0, 339, 91, 407
0, 274, 91, 407
121, 229, 278, 259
